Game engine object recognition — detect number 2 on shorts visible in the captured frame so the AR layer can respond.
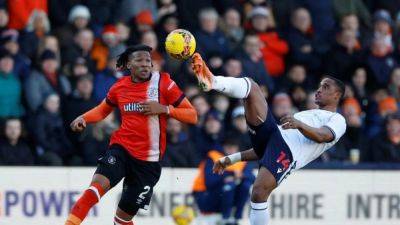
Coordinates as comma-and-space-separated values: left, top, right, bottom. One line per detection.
139, 186, 150, 199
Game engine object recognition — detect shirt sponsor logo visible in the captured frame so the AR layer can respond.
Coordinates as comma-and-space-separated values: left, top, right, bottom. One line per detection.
123, 103, 142, 112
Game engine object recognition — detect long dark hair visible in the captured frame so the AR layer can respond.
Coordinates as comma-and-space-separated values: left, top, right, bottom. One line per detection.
116, 44, 152, 70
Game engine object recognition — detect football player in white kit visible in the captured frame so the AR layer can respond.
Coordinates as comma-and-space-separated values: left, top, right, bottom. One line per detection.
191, 53, 346, 225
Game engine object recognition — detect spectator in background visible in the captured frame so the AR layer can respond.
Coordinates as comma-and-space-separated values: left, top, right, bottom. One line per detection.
92, 25, 126, 72
131, 10, 155, 42
333, 0, 371, 28
62, 29, 96, 73
196, 111, 224, 159
25, 50, 71, 112
19, 10, 51, 60
192, 137, 254, 225
0, 118, 34, 165
67, 57, 89, 88
212, 94, 230, 123
367, 37, 398, 86
118, 0, 157, 23
162, 118, 199, 167
191, 94, 210, 128
272, 93, 295, 119
7, 0, 47, 30
236, 33, 273, 92
287, 7, 324, 74
334, 97, 365, 161
220, 8, 244, 51
372, 9, 393, 51
388, 67, 400, 102
64, 74, 97, 132
93, 56, 121, 103
184, 85, 200, 99
0, 50, 24, 118
379, 96, 398, 118
369, 113, 400, 162
140, 30, 164, 71
195, 8, 230, 60
157, 0, 177, 20
223, 56, 242, 78
0, 29, 31, 80
249, 6, 289, 79
54, 5, 91, 51
340, 14, 369, 47
63, 75, 97, 152
365, 88, 391, 137
350, 67, 370, 110
37, 35, 61, 66
284, 64, 313, 91
290, 85, 308, 110
81, 112, 118, 165
326, 29, 363, 80
116, 22, 131, 45
0, 7, 9, 33
35, 93, 75, 166
301, 0, 336, 41
229, 106, 252, 150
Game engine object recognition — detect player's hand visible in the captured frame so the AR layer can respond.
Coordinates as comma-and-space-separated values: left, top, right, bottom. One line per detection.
140, 101, 168, 115
280, 115, 302, 130
70, 116, 86, 132
213, 157, 231, 175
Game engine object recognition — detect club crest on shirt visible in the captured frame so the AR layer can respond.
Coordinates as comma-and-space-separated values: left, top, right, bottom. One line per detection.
147, 87, 159, 100
108, 156, 116, 165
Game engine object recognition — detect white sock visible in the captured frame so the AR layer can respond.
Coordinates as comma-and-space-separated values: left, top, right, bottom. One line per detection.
250, 201, 269, 225
212, 76, 251, 98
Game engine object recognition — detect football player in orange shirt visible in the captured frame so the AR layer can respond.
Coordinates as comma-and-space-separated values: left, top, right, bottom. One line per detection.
64, 45, 197, 225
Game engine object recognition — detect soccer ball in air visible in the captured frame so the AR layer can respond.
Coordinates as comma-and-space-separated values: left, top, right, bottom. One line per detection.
171, 205, 195, 225
165, 29, 196, 60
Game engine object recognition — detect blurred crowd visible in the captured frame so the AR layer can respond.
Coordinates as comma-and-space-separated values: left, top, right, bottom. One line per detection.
0, 0, 400, 167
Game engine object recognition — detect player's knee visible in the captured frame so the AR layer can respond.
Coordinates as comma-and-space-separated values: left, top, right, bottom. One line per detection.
92, 174, 111, 192
251, 183, 274, 203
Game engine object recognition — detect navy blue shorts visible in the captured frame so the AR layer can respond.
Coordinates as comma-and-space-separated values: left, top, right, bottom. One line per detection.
248, 109, 296, 184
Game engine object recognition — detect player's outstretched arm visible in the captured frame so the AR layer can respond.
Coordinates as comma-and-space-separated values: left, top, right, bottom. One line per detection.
280, 115, 334, 143
70, 100, 114, 132
213, 148, 259, 175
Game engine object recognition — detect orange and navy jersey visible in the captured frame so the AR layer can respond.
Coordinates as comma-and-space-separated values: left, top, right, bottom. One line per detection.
106, 71, 184, 162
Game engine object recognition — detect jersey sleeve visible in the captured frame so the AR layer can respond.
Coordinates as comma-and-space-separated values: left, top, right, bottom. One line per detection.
106, 83, 118, 106
324, 114, 347, 142
163, 73, 185, 107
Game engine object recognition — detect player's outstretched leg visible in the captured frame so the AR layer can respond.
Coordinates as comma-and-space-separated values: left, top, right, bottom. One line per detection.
191, 53, 268, 127
192, 53, 275, 224
65, 174, 111, 225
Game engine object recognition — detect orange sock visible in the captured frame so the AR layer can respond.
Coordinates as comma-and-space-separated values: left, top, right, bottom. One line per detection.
65, 183, 105, 225
114, 216, 134, 225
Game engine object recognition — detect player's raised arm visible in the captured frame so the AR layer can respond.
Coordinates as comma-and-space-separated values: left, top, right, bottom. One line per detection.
70, 99, 114, 132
